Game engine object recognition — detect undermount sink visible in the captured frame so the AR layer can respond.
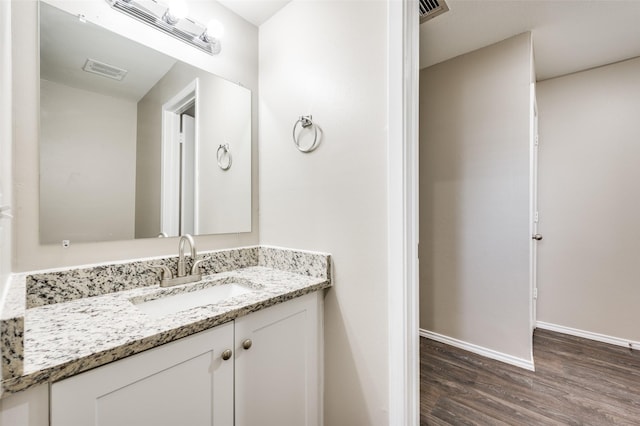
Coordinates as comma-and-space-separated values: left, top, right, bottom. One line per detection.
133, 282, 255, 318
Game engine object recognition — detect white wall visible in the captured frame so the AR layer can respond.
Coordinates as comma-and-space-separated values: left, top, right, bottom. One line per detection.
419, 33, 533, 362
12, 0, 258, 271
536, 57, 640, 341
0, 0, 12, 305
40, 79, 137, 244
259, 1, 389, 424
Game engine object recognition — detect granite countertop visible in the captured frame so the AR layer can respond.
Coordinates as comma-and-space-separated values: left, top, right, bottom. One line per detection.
0, 246, 331, 396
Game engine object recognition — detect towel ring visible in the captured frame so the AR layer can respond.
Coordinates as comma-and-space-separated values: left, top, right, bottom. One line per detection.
217, 143, 232, 170
292, 115, 319, 153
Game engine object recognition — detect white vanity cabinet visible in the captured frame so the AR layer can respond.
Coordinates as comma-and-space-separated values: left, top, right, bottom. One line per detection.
235, 292, 321, 426
50, 322, 235, 426
50, 292, 322, 426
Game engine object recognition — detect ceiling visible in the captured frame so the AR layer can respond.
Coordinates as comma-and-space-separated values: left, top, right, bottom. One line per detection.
420, 0, 640, 81
218, 0, 640, 81
217, 0, 292, 26
41, 3, 177, 102
42, 0, 640, 92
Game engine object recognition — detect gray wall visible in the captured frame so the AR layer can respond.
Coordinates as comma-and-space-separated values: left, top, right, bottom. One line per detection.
259, 1, 390, 423
40, 79, 137, 243
419, 33, 534, 362
536, 57, 640, 341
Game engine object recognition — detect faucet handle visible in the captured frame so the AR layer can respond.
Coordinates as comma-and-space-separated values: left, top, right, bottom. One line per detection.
149, 264, 174, 281
191, 256, 211, 276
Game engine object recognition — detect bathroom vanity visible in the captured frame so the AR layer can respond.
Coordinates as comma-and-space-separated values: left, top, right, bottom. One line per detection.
0, 246, 331, 426
52, 292, 320, 425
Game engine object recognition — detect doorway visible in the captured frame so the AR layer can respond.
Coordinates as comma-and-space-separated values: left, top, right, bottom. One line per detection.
161, 79, 199, 237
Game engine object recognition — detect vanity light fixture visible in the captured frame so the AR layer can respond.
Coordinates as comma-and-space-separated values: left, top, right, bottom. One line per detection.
106, 0, 222, 55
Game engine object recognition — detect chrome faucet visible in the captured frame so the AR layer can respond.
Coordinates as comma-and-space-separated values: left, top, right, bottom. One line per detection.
177, 234, 196, 277
151, 234, 208, 287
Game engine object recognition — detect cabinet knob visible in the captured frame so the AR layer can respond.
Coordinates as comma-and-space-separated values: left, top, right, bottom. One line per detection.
242, 339, 252, 350
221, 349, 232, 361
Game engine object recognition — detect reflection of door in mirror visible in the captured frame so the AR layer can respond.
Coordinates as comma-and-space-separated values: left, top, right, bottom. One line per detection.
157, 80, 198, 238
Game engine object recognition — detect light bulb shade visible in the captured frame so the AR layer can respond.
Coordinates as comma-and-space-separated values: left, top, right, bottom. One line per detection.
206, 19, 224, 39
165, 0, 188, 22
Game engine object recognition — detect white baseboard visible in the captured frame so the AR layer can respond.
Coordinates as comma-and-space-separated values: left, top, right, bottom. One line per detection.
419, 329, 535, 371
536, 321, 640, 350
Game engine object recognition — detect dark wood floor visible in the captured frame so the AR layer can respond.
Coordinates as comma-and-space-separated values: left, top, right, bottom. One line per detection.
421, 329, 640, 425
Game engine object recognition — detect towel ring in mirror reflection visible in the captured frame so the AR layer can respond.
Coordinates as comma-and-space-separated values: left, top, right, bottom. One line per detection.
292, 115, 319, 153
217, 143, 232, 170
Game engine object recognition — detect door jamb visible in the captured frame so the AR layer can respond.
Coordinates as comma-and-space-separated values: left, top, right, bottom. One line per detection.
387, 0, 419, 424
529, 82, 539, 334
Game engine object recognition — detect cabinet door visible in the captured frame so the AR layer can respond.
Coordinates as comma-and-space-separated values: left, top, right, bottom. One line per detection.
235, 292, 322, 426
51, 322, 234, 426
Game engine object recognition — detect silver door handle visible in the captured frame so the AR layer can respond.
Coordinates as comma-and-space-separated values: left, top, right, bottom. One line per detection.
532, 234, 543, 241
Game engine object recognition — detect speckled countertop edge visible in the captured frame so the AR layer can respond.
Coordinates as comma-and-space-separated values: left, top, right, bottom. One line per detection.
1, 266, 330, 396
1, 276, 26, 379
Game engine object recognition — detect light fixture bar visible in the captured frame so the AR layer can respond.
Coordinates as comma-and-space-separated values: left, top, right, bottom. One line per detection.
106, 0, 221, 55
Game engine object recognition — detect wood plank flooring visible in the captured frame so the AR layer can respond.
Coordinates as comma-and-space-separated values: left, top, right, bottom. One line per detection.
421, 329, 640, 425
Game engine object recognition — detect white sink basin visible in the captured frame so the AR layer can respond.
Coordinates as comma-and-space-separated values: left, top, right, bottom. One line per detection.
134, 283, 253, 318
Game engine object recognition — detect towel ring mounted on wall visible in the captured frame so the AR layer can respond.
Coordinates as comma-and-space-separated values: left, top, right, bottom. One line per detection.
292, 115, 319, 153
217, 143, 232, 170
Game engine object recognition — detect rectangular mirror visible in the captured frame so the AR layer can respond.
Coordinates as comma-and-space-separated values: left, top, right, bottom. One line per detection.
39, 2, 251, 244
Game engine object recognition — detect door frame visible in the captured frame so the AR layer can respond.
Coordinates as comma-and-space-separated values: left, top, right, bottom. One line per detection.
387, 0, 420, 424
529, 82, 539, 333
180, 114, 196, 235
160, 79, 199, 237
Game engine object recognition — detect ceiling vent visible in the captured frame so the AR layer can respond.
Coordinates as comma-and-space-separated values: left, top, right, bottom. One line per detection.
82, 58, 128, 81
419, 0, 449, 23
